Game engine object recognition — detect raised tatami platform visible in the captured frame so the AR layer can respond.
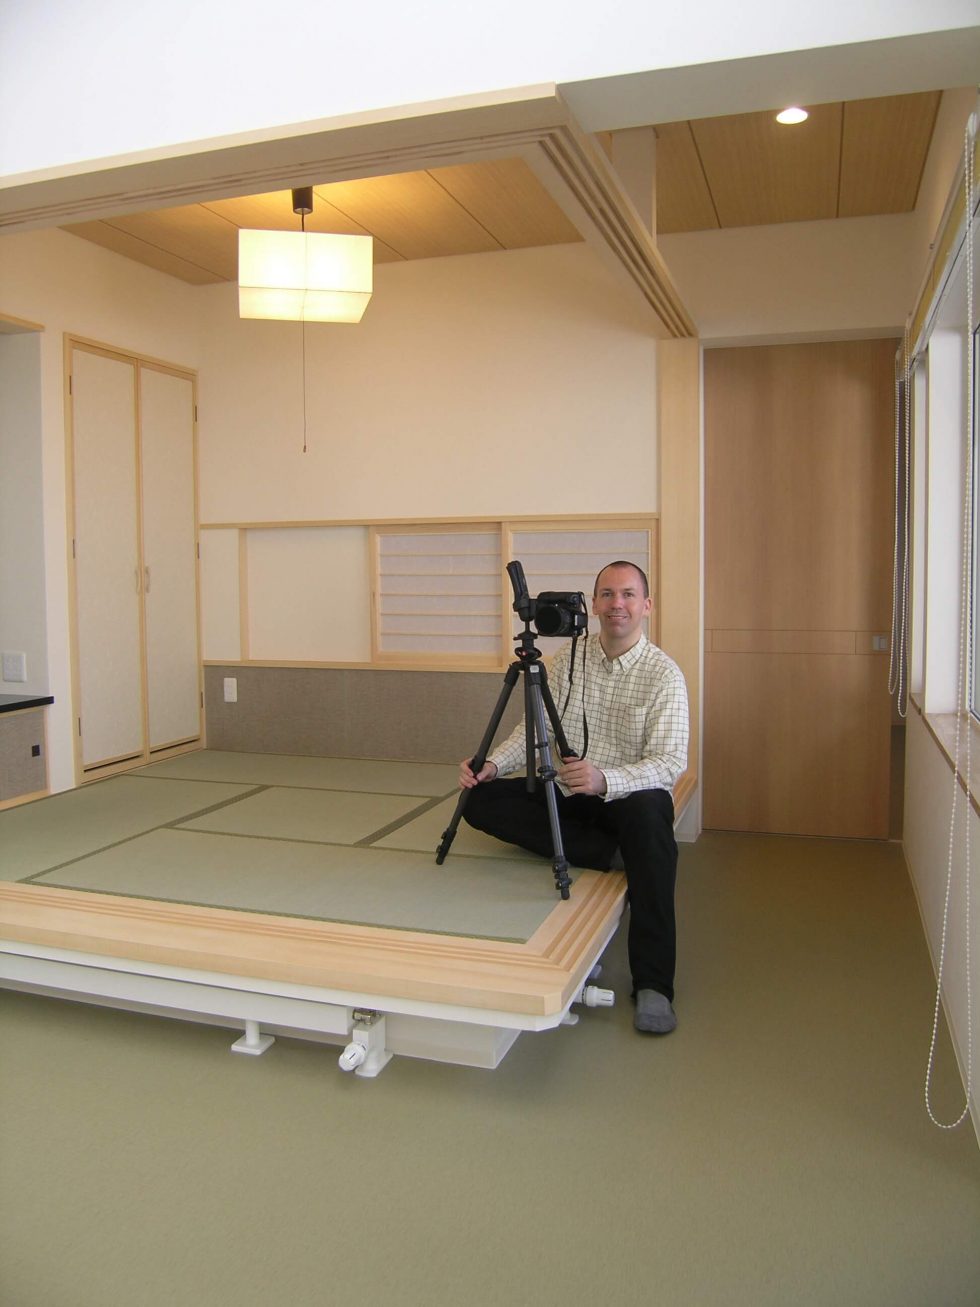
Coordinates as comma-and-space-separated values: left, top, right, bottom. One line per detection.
0, 751, 626, 1072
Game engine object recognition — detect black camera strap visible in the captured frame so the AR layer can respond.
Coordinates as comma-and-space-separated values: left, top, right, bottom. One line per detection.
559, 632, 590, 760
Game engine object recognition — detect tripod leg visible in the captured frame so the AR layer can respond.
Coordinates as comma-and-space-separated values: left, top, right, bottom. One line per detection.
537, 662, 575, 760
435, 663, 520, 864
526, 666, 572, 900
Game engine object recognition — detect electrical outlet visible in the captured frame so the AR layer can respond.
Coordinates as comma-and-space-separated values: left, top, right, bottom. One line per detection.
1, 651, 27, 682
223, 677, 238, 703
31, 744, 41, 757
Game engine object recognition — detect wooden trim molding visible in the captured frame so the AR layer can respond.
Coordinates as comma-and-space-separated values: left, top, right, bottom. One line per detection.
1, 89, 694, 340
0, 869, 626, 1019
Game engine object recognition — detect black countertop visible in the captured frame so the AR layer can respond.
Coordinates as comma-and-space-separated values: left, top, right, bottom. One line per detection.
0, 694, 54, 714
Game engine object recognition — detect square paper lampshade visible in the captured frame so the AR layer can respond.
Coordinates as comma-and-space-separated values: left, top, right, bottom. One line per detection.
238, 229, 373, 322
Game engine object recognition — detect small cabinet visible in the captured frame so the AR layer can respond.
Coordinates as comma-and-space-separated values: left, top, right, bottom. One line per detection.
0, 706, 48, 805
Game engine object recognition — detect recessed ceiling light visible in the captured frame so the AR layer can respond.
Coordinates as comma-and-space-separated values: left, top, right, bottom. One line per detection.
776, 107, 809, 125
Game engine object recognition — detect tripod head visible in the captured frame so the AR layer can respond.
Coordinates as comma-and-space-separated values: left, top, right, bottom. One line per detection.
506, 561, 544, 663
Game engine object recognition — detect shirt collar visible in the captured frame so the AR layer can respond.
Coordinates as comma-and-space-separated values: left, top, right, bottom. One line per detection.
596, 631, 649, 672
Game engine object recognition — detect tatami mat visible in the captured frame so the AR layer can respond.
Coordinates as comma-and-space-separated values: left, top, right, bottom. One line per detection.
3, 752, 571, 937
375, 792, 539, 860
179, 786, 434, 846
0, 776, 257, 882
33, 828, 559, 940
133, 750, 458, 796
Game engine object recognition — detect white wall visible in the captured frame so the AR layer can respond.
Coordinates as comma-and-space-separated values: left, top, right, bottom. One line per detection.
1, 2, 975, 179
659, 213, 919, 343
0, 228, 203, 792
0, 332, 47, 696
197, 243, 658, 523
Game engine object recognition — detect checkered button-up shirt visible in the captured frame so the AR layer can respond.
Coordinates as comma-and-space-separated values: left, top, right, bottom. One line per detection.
489, 633, 689, 800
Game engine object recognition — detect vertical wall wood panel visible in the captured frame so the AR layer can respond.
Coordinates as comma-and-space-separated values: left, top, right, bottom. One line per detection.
704, 339, 894, 838
658, 339, 702, 799
140, 366, 201, 749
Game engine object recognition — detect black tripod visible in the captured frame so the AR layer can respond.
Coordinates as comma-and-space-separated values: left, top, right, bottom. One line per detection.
435, 565, 577, 900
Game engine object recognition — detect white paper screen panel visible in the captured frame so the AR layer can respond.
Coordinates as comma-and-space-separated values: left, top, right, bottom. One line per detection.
247, 527, 371, 661
199, 529, 241, 661
510, 528, 652, 657
378, 531, 501, 656
140, 367, 200, 749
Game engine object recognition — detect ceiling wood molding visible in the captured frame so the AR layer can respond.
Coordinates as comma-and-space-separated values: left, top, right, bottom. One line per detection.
0, 87, 694, 338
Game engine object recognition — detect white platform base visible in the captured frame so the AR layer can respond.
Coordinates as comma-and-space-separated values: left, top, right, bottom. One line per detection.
0, 938, 611, 1076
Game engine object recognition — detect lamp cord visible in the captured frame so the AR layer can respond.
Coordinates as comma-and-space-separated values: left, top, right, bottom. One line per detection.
924, 117, 975, 1131
300, 207, 309, 454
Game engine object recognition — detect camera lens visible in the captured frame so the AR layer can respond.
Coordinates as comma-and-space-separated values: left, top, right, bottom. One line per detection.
534, 604, 565, 637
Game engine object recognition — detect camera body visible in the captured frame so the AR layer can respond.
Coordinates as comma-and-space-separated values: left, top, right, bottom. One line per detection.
530, 591, 589, 638
506, 561, 589, 639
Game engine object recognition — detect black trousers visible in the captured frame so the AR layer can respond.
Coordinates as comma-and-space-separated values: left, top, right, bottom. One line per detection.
463, 779, 678, 1001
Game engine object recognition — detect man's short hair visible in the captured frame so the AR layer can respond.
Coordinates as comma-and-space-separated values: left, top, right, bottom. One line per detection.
593, 560, 649, 598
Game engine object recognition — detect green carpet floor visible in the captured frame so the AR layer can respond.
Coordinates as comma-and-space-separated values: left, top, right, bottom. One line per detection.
1, 829, 977, 1307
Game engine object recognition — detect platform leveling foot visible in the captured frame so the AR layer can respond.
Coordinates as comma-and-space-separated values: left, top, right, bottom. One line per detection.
338, 1010, 393, 1078
231, 1019, 275, 1055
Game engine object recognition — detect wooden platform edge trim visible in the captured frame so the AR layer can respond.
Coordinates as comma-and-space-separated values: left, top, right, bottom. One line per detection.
0, 872, 627, 1017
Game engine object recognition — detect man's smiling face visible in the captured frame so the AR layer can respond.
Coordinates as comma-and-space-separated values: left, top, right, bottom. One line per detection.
592, 564, 651, 654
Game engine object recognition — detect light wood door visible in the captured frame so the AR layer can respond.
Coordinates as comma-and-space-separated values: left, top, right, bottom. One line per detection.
703, 339, 894, 838
69, 343, 201, 778
71, 348, 144, 770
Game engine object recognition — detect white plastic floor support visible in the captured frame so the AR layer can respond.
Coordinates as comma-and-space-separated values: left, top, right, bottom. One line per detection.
338, 1010, 393, 1078
231, 1019, 275, 1055
578, 984, 615, 1008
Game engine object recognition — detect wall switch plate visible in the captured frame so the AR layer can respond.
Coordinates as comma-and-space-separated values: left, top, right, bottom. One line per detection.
872, 635, 889, 652
223, 677, 238, 703
1, 652, 27, 682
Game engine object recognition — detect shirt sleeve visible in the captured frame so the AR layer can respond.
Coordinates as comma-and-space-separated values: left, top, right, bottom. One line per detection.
601, 663, 689, 801
488, 646, 571, 777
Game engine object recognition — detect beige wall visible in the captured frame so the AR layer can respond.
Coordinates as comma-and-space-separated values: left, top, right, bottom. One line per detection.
1, 229, 663, 789
196, 243, 658, 524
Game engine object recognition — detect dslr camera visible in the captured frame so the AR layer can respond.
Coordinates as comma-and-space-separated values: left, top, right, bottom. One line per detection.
506, 560, 589, 638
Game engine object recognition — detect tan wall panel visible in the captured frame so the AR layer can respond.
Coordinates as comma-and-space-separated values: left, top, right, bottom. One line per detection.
703, 651, 890, 838
705, 339, 895, 633
709, 629, 857, 655
704, 339, 895, 838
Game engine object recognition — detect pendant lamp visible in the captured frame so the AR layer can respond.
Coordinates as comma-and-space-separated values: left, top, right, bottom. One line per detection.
238, 187, 373, 323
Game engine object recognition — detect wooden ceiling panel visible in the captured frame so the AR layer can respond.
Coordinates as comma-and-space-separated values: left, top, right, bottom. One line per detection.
430, 157, 582, 248
61, 220, 225, 284
203, 190, 404, 262
653, 121, 719, 235
690, 103, 843, 227
838, 91, 941, 218
314, 171, 503, 260
100, 204, 241, 279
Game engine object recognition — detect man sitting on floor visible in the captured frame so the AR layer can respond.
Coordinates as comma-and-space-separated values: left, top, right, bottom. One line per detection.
458, 561, 689, 1034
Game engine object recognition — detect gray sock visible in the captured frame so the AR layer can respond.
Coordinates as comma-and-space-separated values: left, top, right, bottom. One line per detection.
634, 989, 677, 1034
